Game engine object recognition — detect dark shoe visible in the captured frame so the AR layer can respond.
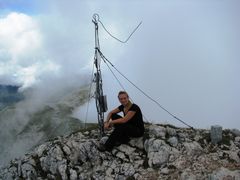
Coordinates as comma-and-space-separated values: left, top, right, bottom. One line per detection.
98, 144, 107, 152
115, 141, 122, 147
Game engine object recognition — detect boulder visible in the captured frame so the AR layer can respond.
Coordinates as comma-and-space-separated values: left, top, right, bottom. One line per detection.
149, 125, 166, 139
231, 129, 240, 137
144, 138, 167, 152
167, 136, 178, 147
129, 137, 144, 149
183, 141, 203, 156
148, 147, 170, 168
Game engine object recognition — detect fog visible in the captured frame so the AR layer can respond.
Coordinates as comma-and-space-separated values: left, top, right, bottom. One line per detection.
1, 0, 240, 129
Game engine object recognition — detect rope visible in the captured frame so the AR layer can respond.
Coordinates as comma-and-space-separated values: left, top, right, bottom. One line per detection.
103, 58, 126, 91
93, 13, 142, 44
84, 62, 95, 129
98, 49, 194, 129
102, 56, 150, 123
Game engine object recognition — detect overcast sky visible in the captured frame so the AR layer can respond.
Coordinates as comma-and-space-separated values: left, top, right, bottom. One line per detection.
0, 0, 239, 129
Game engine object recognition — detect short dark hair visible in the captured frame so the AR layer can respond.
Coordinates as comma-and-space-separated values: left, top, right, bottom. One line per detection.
118, 91, 129, 98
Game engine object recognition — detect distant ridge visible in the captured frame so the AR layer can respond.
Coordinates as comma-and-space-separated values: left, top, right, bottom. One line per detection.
0, 85, 24, 109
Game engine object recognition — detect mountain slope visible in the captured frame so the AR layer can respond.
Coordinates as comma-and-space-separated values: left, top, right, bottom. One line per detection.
0, 123, 239, 180
0, 86, 92, 168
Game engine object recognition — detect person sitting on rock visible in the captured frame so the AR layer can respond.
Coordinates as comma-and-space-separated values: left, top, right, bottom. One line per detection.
99, 91, 145, 151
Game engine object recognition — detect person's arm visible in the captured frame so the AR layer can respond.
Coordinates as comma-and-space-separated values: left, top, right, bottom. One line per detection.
109, 111, 136, 125
104, 108, 121, 130
105, 108, 120, 123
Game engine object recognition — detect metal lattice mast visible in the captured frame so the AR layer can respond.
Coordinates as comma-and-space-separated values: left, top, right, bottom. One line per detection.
92, 14, 107, 137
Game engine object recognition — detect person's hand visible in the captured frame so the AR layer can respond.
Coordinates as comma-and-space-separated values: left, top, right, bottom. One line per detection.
104, 121, 111, 130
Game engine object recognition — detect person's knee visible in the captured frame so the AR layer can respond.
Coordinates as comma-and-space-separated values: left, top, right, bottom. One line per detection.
111, 113, 122, 120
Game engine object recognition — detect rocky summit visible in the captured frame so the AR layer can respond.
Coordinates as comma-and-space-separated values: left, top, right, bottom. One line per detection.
0, 123, 240, 180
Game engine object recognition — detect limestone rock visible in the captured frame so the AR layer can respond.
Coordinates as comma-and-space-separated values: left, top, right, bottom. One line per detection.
1, 124, 240, 180
209, 167, 240, 180
160, 167, 169, 175
147, 145, 170, 168
129, 137, 144, 149
149, 125, 166, 138
228, 151, 240, 163
183, 141, 203, 156
235, 136, 240, 142
166, 126, 177, 136
144, 138, 167, 152
115, 151, 126, 160
70, 169, 78, 180
180, 170, 197, 180
168, 136, 178, 147
231, 129, 240, 137
116, 144, 136, 156
120, 163, 135, 176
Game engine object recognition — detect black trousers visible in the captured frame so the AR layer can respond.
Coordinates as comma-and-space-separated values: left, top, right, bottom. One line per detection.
104, 113, 144, 151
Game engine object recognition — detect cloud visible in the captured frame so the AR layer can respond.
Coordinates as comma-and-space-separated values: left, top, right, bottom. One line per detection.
0, 12, 60, 89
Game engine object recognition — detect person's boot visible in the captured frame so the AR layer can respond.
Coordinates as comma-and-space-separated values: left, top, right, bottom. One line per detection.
115, 141, 122, 147
98, 144, 107, 152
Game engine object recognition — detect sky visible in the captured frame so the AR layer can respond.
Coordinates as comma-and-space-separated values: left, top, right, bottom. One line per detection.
0, 0, 239, 129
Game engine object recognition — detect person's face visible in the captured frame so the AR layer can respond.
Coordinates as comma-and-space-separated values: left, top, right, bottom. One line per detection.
118, 94, 129, 106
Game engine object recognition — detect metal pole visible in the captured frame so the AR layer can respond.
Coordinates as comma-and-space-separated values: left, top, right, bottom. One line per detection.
92, 14, 106, 137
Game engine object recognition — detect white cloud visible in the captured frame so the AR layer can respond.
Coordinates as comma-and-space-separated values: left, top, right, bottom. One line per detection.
0, 12, 60, 89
